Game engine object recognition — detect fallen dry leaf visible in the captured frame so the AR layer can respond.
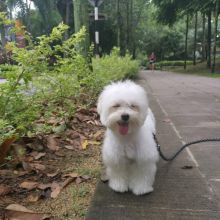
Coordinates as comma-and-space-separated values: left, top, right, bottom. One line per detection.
50, 182, 61, 198
30, 163, 46, 171
81, 140, 89, 150
30, 152, 46, 160
61, 177, 75, 188
181, 165, 193, 169
13, 170, 29, 177
54, 151, 65, 157
93, 130, 103, 139
62, 172, 78, 178
4, 204, 50, 220
24, 155, 34, 162
0, 184, 12, 196
6, 204, 34, 213
0, 136, 16, 164
88, 140, 101, 146
65, 139, 80, 148
27, 193, 41, 202
22, 161, 34, 172
66, 130, 80, 139
26, 142, 44, 152
75, 177, 83, 184
163, 118, 171, 123
19, 181, 38, 190
46, 171, 59, 178
86, 120, 96, 125
0, 169, 13, 176
81, 175, 91, 180
37, 183, 52, 190
64, 145, 75, 150
46, 136, 59, 151
47, 117, 58, 125
76, 113, 91, 122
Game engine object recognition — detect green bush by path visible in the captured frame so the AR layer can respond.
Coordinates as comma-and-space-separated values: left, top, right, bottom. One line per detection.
91, 47, 139, 95
0, 23, 139, 144
159, 60, 193, 67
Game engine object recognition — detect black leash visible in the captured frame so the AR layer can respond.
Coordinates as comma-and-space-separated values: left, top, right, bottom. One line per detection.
153, 133, 220, 161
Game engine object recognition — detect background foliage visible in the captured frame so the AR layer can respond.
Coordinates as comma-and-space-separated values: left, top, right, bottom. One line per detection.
1, 0, 220, 142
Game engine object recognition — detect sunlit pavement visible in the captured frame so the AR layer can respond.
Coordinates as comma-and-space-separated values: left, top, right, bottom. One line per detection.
87, 71, 220, 220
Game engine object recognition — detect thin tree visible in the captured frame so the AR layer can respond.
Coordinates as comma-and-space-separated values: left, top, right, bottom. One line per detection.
211, 0, 219, 73
207, 8, 212, 68
73, 0, 89, 55
193, 12, 198, 65
0, 0, 7, 50
201, 13, 206, 61
116, 0, 120, 47
184, 15, 189, 70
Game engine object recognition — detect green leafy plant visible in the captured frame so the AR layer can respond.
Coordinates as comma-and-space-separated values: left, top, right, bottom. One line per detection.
159, 60, 193, 67
91, 47, 139, 95
0, 19, 139, 145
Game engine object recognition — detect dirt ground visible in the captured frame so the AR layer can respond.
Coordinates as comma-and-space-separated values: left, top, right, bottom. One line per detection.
0, 108, 103, 220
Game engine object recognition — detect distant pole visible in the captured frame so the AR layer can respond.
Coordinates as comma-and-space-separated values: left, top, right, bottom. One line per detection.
212, 0, 219, 73
193, 12, 198, 66
184, 15, 189, 70
94, 0, 99, 57
88, 0, 104, 57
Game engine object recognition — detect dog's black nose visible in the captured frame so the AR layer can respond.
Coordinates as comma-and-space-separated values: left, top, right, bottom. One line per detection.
121, 114, 129, 121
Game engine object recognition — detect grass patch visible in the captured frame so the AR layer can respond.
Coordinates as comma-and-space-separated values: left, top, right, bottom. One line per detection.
71, 184, 91, 217
163, 60, 220, 78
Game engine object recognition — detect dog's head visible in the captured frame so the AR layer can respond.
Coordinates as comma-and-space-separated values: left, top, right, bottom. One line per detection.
97, 80, 148, 135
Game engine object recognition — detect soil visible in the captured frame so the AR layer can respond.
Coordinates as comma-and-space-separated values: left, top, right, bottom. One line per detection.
0, 108, 104, 220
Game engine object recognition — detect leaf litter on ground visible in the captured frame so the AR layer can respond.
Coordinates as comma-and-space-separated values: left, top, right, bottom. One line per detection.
0, 107, 103, 219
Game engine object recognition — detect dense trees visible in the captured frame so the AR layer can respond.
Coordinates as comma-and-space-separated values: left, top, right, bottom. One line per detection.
0, 0, 220, 72
153, 0, 220, 71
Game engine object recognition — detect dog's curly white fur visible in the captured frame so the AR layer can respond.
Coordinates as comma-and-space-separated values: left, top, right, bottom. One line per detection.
97, 80, 159, 195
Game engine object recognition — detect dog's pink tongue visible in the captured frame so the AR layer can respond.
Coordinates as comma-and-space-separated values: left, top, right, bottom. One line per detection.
119, 123, 129, 135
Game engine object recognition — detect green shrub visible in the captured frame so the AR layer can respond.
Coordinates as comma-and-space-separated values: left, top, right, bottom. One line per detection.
0, 23, 92, 143
0, 22, 139, 144
159, 60, 193, 67
91, 47, 139, 95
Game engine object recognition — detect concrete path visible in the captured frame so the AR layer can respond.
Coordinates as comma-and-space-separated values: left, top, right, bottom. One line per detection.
87, 71, 220, 220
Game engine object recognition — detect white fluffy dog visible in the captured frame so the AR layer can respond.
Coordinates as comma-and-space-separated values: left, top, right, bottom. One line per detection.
97, 80, 159, 195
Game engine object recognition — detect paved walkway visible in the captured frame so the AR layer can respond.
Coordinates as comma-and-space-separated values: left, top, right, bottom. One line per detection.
87, 71, 220, 220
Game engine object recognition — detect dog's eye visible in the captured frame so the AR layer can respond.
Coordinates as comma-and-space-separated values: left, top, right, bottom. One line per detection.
113, 104, 120, 108
130, 104, 137, 108
130, 104, 139, 111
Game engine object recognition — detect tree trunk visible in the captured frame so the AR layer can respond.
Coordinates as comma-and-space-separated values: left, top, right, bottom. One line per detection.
0, 0, 7, 60
116, 0, 120, 47
73, 0, 89, 55
64, 0, 70, 39
125, 0, 129, 52
207, 9, 212, 68
211, 0, 219, 73
202, 13, 206, 62
130, 0, 134, 58
184, 15, 189, 70
25, 0, 31, 31
193, 12, 198, 65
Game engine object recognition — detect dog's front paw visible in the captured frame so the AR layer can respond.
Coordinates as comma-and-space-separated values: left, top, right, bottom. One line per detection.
109, 179, 128, 193
132, 185, 153, 195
